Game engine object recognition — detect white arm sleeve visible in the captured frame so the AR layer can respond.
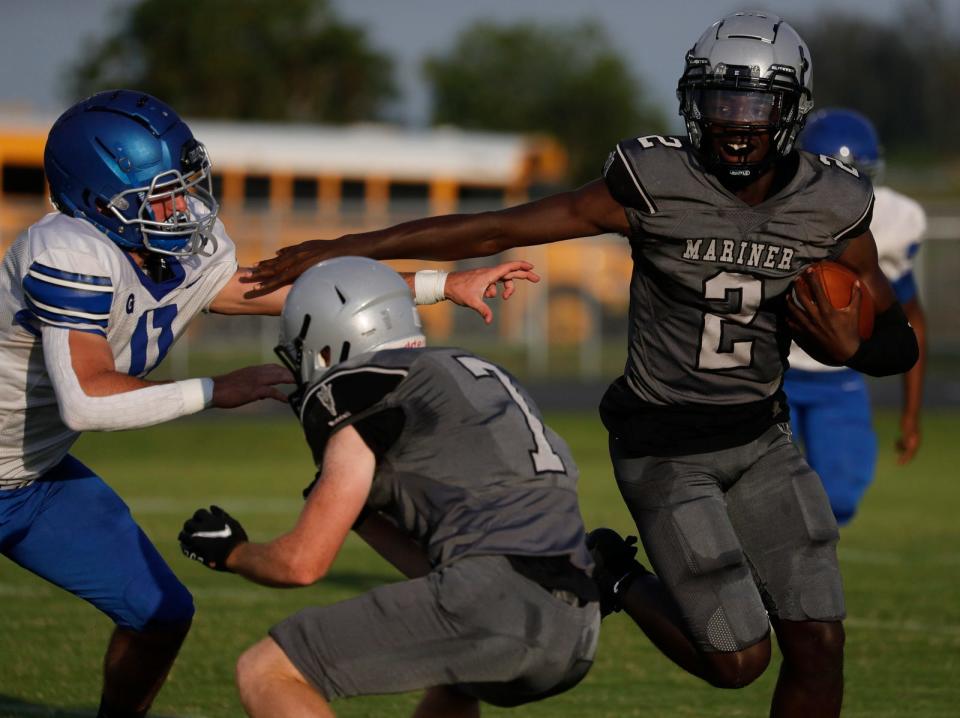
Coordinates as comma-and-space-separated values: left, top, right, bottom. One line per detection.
43, 326, 214, 432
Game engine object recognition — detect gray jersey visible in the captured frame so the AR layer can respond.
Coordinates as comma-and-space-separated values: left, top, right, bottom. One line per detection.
601, 136, 874, 454
297, 347, 592, 573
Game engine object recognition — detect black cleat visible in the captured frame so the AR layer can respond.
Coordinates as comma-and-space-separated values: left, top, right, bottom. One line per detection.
586, 527, 650, 617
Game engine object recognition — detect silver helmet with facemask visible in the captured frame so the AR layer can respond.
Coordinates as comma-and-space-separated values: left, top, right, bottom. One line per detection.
275, 257, 426, 390
677, 12, 814, 180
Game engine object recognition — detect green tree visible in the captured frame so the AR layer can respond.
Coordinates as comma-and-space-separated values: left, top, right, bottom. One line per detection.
798, 0, 960, 159
68, 0, 396, 123
424, 21, 665, 185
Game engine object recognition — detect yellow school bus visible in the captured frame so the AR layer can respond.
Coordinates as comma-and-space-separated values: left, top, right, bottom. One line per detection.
0, 111, 629, 346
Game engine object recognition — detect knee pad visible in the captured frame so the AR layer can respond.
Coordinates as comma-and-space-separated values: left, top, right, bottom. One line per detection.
671, 498, 744, 576
668, 500, 770, 652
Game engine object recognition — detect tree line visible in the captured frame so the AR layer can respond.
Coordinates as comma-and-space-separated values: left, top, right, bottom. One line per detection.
70, 0, 959, 185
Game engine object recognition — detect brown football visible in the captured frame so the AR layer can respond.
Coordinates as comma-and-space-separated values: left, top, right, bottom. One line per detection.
794, 260, 875, 339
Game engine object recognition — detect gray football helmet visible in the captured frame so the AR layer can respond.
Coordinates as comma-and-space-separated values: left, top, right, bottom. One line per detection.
275, 257, 425, 387
677, 11, 814, 179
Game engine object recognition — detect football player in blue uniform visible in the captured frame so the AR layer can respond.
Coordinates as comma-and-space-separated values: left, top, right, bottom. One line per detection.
785, 109, 928, 525
245, 13, 919, 717
0, 90, 538, 718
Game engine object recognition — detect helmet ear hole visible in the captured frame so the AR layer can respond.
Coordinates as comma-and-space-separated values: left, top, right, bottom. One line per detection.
279, 257, 424, 385
94, 197, 112, 216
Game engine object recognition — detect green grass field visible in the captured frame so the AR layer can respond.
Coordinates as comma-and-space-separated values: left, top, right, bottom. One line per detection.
1, 408, 958, 717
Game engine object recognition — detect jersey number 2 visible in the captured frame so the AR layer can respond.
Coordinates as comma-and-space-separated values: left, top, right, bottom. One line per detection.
697, 272, 762, 370
456, 356, 565, 473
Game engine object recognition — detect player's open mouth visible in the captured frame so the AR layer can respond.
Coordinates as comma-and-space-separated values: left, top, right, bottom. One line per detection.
721, 141, 754, 158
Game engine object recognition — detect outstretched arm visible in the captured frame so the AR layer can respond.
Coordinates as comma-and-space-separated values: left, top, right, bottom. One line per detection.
245, 179, 629, 297
410, 260, 541, 324
216, 258, 540, 324
44, 327, 292, 432
208, 268, 291, 315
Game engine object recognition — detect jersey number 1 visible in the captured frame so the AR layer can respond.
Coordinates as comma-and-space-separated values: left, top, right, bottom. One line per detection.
456, 356, 565, 474
129, 306, 178, 376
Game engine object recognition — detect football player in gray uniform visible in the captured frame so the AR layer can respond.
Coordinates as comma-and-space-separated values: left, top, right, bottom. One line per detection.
244, 12, 918, 717
180, 257, 600, 718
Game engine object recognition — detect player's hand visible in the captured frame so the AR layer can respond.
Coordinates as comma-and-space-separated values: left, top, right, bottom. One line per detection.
242, 239, 332, 298
444, 261, 540, 324
179, 505, 248, 571
895, 416, 921, 464
786, 269, 863, 365
212, 364, 295, 408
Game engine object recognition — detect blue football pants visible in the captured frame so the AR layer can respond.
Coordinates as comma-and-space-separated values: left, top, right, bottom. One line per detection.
784, 369, 878, 525
0, 455, 194, 630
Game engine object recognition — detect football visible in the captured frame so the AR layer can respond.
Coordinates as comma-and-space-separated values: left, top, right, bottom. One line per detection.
792, 260, 875, 340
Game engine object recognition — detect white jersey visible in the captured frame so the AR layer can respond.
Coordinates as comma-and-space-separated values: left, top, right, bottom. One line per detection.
788, 186, 927, 373
0, 213, 237, 486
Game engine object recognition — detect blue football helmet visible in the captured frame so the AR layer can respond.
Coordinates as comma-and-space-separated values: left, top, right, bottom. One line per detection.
44, 90, 218, 256
798, 108, 884, 180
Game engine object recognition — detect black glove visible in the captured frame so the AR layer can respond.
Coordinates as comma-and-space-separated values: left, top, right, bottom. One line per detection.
179, 505, 248, 572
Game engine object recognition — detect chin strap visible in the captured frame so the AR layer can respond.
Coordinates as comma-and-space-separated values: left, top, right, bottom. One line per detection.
141, 253, 175, 283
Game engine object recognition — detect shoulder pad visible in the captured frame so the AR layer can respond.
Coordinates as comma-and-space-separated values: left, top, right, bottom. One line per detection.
299, 363, 409, 465
603, 135, 693, 215
799, 151, 875, 243
21, 239, 115, 336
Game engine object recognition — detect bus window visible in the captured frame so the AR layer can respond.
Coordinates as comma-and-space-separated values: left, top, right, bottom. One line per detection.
389, 181, 429, 216
2, 164, 45, 196
244, 175, 270, 210
211, 173, 224, 205
458, 185, 505, 212
341, 178, 365, 214
292, 177, 318, 212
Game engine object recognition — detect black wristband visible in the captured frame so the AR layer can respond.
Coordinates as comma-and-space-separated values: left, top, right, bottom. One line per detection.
846, 303, 919, 377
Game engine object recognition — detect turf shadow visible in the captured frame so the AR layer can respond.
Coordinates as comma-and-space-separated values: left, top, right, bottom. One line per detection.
0, 697, 185, 718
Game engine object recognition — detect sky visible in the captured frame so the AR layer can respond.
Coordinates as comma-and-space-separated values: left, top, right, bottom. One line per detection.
0, 0, 948, 131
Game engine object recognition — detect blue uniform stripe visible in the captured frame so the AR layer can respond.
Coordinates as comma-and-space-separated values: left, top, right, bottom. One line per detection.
24, 295, 109, 328
891, 271, 917, 304
23, 274, 113, 315
30, 262, 112, 287
13, 309, 41, 337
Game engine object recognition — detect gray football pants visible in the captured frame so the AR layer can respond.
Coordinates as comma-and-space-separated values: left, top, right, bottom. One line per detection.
270, 554, 600, 705
610, 423, 845, 652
